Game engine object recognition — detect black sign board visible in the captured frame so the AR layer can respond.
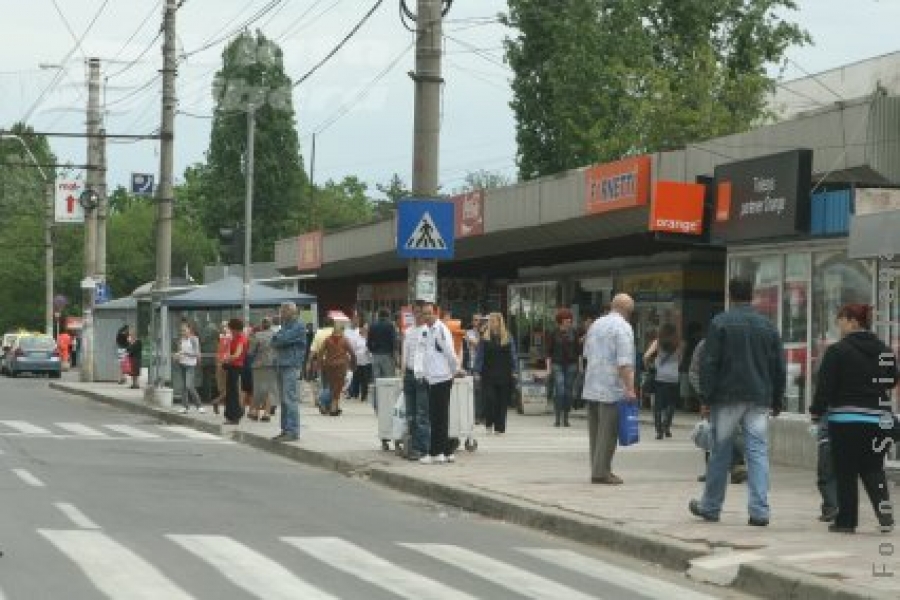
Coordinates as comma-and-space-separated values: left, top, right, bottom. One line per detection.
711, 149, 813, 243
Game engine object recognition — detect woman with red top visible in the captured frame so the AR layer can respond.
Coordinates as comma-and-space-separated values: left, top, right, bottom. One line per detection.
222, 318, 247, 425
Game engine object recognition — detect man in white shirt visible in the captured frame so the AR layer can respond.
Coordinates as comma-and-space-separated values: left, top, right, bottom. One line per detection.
401, 307, 429, 459
582, 293, 637, 485
415, 303, 459, 464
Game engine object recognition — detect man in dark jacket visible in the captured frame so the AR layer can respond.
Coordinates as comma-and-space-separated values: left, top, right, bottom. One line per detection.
270, 302, 307, 442
689, 278, 786, 527
367, 308, 398, 411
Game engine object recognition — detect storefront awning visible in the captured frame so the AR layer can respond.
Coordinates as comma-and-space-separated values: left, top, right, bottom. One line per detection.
848, 212, 900, 259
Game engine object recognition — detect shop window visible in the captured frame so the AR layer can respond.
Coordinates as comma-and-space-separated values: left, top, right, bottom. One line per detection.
728, 255, 782, 326
508, 282, 558, 370
782, 254, 810, 413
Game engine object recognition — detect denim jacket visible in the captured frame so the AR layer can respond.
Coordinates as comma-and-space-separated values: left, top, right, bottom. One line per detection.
270, 317, 307, 368
700, 305, 786, 410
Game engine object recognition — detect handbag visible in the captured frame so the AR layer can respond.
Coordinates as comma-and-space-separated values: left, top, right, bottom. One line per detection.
572, 369, 585, 410
640, 368, 656, 395
690, 419, 713, 451
317, 385, 332, 409
617, 400, 640, 446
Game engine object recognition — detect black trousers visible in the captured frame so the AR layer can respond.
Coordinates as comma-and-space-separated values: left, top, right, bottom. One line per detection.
223, 365, 244, 423
653, 382, 678, 434
829, 421, 892, 529
482, 379, 510, 433
428, 380, 453, 457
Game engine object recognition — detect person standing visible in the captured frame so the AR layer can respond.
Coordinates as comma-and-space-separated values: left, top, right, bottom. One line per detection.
308, 317, 335, 411
367, 308, 398, 411
416, 303, 459, 465
270, 302, 307, 442
690, 278, 786, 527
115, 324, 130, 384
546, 309, 580, 427
810, 304, 898, 534
349, 323, 373, 403
56, 329, 72, 369
319, 322, 356, 416
582, 294, 637, 485
402, 307, 429, 460
211, 321, 231, 415
126, 327, 142, 390
249, 317, 278, 422
474, 312, 518, 435
221, 318, 248, 425
175, 323, 203, 413
464, 314, 486, 423
643, 322, 681, 439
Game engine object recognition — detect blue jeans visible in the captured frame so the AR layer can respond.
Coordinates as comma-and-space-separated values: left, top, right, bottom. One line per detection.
552, 363, 578, 413
700, 402, 770, 520
403, 370, 430, 456
276, 366, 299, 435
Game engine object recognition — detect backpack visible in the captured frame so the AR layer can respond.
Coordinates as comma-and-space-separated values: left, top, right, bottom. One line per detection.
321, 335, 349, 369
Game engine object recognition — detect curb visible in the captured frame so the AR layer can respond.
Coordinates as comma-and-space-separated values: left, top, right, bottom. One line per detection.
49, 382, 889, 600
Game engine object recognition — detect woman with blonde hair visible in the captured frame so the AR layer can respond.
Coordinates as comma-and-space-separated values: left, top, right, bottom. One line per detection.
474, 312, 519, 434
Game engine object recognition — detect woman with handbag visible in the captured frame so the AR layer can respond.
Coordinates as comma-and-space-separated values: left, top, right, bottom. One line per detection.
810, 304, 898, 534
474, 312, 518, 435
319, 322, 356, 417
643, 323, 680, 439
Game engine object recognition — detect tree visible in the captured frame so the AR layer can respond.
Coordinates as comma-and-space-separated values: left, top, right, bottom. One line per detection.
373, 173, 409, 220
199, 31, 308, 261
312, 176, 376, 230
502, 0, 810, 180
453, 169, 512, 194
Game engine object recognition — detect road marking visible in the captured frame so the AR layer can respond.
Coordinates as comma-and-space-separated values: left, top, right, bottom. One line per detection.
519, 548, 719, 600
12, 468, 45, 487
55, 503, 101, 530
160, 425, 222, 441
400, 543, 602, 600
102, 424, 161, 439
39, 529, 194, 600
284, 536, 477, 600
56, 423, 108, 437
782, 551, 852, 562
168, 535, 338, 600
0, 420, 51, 435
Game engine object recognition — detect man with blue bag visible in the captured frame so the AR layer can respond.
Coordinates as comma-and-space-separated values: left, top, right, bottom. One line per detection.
582, 293, 638, 485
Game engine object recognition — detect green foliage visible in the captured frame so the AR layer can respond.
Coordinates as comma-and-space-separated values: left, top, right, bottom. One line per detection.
453, 169, 512, 194
312, 176, 377, 230
373, 173, 409, 219
502, 0, 810, 180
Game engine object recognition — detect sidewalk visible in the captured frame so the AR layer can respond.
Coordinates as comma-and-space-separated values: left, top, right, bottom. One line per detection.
50, 378, 899, 600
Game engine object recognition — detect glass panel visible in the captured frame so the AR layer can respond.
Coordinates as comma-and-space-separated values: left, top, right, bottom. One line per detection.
782, 253, 810, 413
728, 254, 782, 326
810, 251, 874, 400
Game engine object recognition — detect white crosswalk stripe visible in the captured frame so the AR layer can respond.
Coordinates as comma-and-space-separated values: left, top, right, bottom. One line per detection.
39, 529, 194, 600
55, 503, 101, 530
102, 424, 161, 439
400, 543, 603, 600
284, 536, 478, 600
519, 548, 719, 600
56, 423, 108, 437
160, 425, 222, 441
13, 468, 45, 487
0, 420, 51, 434
168, 534, 338, 600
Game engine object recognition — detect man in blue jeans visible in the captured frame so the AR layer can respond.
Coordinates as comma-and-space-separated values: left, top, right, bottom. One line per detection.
690, 278, 786, 527
401, 306, 430, 459
270, 302, 307, 442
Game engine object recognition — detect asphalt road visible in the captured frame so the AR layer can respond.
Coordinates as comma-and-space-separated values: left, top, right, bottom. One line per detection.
0, 374, 749, 599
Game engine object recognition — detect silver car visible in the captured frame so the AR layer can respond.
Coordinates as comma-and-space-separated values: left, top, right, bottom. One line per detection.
6, 334, 62, 378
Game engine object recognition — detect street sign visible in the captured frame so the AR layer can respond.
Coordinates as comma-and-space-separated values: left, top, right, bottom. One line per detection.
396, 199, 455, 259
94, 282, 111, 305
54, 178, 86, 224
131, 173, 155, 195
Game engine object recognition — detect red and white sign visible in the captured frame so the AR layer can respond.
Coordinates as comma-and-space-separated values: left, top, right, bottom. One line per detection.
452, 190, 485, 238
585, 155, 652, 215
649, 181, 706, 235
54, 178, 86, 224
297, 230, 323, 271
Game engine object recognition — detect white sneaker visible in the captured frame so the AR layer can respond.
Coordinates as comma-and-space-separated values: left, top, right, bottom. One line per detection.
418, 455, 434, 464
197, 407, 206, 414
446, 454, 456, 463
435, 454, 447, 464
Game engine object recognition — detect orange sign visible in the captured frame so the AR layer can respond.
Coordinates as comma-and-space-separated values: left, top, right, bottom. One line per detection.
452, 190, 485, 238
585, 155, 651, 214
297, 231, 323, 270
649, 181, 706, 235
716, 181, 732, 222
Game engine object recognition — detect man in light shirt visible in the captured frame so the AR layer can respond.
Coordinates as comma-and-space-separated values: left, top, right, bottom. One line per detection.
582, 293, 637, 485
415, 303, 459, 465
401, 306, 429, 460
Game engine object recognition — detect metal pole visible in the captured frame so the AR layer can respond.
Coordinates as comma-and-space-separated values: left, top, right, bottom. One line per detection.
80, 57, 101, 382
407, 0, 444, 304
96, 126, 107, 283
45, 181, 54, 336
242, 105, 255, 326
148, 0, 178, 402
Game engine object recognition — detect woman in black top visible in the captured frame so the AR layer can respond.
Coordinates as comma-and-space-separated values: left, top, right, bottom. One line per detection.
474, 313, 518, 434
126, 327, 142, 390
810, 304, 898, 534
545, 308, 579, 427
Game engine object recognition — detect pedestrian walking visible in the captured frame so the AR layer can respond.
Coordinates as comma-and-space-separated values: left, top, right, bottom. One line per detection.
416, 303, 459, 465
811, 418, 838, 523
308, 318, 335, 411
474, 312, 518, 435
56, 329, 72, 370
402, 307, 429, 460
115, 324, 130, 384
689, 278, 786, 527
643, 322, 680, 439
368, 308, 398, 412
809, 304, 898, 534
349, 323, 373, 402
126, 327, 142, 389
175, 323, 203, 413
270, 302, 307, 442
546, 308, 580, 427
582, 294, 637, 485
221, 318, 248, 425
319, 322, 356, 417
249, 317, 278, 422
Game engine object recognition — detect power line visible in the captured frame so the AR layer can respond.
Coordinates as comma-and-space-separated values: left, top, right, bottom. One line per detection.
274, 0, 339, 42
106, 30, 163, 80
50, 0, 112, 61
109, 0, 163, 62
442, 34, 508, 70
181, 0, 283, 59
104, 75, 162, 108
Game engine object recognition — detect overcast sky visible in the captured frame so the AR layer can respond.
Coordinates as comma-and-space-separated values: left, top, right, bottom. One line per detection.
2, 0, 899, 200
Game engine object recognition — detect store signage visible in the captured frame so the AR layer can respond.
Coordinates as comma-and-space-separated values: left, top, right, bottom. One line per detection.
452, 190, 485, 238
297, 230, 323, 270
712, 149, 813, 242
55, 178, 86, 224
649, 181, 706, 235
855, 188, 900, 215
585, 155, 651, 215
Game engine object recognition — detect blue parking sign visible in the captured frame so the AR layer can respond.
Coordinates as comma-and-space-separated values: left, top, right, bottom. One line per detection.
131, 173, 154, 195
396, 199, 455, 259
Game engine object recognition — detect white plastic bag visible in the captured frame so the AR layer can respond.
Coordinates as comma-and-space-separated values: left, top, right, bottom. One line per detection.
391, 392, 407, 440
690, 420, 713, 452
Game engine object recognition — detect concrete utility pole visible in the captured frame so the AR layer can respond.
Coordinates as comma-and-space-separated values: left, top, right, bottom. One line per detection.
147, 0, 178, 404
45, 181, 54, 337
242, 105, 255, 326
95, 126, 108, 283
407, 0, 444, 304
80, 57, 102, 382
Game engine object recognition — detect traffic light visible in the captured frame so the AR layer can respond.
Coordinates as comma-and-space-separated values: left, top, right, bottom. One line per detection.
218, 226, 245, 265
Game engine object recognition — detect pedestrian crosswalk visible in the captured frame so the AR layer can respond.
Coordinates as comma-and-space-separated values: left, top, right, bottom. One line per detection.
17, 531, 720, 600
0, 420, 229, 443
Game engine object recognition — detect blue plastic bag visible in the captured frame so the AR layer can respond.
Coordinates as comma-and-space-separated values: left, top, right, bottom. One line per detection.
318, 385, 332, 409
617, 400, 640, 446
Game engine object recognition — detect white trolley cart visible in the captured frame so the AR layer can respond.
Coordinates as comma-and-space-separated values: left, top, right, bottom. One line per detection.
375, 377, 403, 451
448, 375, 478, 452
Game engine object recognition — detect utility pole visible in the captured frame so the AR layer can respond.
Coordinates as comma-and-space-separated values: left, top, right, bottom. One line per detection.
242, 105, 255, 326
44, 181, 54, 337
95, 126, 108, 285
309, 133, 316, 230
80, 57, 101, 382
148, 0, 178, 404
407, 0, 444, 304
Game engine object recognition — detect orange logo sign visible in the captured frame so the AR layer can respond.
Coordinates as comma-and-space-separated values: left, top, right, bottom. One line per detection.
585, 155, 651, 214
649, 181, 706, 235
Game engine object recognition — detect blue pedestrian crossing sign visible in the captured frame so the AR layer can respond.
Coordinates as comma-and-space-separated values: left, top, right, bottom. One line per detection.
396, 199, 455, 259
131, 173, 154, 196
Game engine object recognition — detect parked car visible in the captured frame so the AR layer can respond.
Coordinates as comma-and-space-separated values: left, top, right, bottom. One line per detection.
6, 334, 62, 378
1, 331, 27, 375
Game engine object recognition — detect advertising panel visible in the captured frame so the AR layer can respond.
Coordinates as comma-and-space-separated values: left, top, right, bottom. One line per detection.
297, 230, 323, 271
452, 190, 485, 238
585, 155, 651, 215
649, 181, 705, 235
